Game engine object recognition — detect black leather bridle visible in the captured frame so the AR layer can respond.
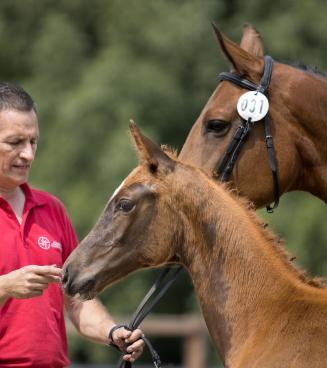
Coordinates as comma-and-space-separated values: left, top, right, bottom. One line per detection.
215, 55, 280, 212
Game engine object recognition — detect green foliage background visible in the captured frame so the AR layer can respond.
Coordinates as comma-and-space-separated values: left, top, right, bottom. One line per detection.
1, 0, 326, 365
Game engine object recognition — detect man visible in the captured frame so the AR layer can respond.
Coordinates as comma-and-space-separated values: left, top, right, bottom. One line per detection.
0, 82, 144, 367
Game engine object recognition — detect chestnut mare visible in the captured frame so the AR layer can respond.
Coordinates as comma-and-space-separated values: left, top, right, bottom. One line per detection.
63, 123, 327, 368
179, 24, 327, 209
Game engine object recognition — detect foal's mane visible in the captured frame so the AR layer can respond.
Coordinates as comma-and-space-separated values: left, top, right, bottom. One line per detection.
230, 190, 325, 289
163, 146, 325, 289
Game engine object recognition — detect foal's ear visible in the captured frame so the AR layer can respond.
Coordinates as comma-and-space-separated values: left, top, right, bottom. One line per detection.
212, 23, 264, 79
129, 120, 175, 174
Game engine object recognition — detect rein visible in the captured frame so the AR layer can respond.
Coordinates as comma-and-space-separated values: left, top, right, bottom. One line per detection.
216, 55, 280, 212
110, 266, 183, 368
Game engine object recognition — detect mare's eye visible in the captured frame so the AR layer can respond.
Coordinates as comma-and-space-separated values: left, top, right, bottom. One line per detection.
117, 199, 135, 213
205, 119, 230, 136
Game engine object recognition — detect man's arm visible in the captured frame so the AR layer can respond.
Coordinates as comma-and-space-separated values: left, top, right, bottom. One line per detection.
64, 295, 144, 363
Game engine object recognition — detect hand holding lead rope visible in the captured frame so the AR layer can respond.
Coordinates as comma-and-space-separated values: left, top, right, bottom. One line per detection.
108, 324, 145, 364
108, 267, 183, 368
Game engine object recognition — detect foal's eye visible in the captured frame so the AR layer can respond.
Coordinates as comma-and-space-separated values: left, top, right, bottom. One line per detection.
205, 119, 230, 136
117, 199, 135, 213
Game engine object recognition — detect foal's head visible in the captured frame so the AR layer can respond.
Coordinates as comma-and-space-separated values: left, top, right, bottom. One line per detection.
63, 123, 183, 299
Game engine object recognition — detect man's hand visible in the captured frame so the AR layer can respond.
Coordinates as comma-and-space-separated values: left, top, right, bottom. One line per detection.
0, 265, 62, 301
112, 327, 145, 363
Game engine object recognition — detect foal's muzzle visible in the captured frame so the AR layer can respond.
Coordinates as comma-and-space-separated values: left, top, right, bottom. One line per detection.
62, 263, 96, 300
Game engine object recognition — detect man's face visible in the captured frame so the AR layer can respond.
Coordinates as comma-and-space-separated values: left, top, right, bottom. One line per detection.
0, 109, 39, 191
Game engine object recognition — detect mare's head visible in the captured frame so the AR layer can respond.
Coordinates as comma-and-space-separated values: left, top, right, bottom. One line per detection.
63, 123, 183, 299
179, 24, 313, 208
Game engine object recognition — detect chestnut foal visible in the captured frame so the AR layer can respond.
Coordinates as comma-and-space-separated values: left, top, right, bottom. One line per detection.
64, 123, 327, 368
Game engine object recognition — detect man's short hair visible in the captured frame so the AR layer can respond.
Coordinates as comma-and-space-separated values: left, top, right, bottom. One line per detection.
0, 82, 37, 113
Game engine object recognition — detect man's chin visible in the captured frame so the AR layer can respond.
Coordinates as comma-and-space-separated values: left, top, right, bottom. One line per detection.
7, 176, 29, 189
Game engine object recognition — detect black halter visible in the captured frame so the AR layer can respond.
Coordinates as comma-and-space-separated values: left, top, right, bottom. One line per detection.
215, 55, 279, 213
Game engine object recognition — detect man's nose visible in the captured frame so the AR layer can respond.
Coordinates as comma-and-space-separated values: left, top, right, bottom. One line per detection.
20, 143, 35, 161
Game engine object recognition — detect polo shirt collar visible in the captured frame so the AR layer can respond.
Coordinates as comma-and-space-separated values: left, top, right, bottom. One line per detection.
20, 183, 47, 208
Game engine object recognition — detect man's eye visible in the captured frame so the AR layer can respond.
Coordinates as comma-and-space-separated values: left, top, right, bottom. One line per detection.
117, 199, 135, 213
7, 141, 20, 146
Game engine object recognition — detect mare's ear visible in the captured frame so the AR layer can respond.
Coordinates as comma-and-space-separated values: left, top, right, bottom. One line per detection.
212, 23, 264, 80
129, 120, 175, 174
240, 23, 264, 57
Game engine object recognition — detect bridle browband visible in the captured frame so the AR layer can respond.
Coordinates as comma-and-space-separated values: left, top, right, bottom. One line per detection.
215, 55, 280, 213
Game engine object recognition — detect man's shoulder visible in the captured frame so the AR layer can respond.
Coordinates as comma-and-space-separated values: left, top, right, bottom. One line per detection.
29, 187, 66, 211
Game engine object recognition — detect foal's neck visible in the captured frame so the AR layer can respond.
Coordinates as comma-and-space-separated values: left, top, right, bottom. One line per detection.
178, 170, 302, 363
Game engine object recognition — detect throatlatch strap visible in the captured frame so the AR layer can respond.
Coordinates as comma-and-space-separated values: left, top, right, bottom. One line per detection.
264, 114, 279, 212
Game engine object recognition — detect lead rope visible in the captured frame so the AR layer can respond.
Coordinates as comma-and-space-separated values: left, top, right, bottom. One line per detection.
109, 267, 184, 368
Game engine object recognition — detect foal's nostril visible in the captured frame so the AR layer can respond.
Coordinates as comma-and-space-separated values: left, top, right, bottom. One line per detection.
80, 278, 96, 293
62, 264, 71, 286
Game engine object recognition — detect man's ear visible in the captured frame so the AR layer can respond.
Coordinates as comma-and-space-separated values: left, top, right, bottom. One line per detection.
129, 120, 175, 174
212, 23, 264, 80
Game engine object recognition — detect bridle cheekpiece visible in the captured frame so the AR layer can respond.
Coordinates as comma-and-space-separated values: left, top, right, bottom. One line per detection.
215, 55, 279, 212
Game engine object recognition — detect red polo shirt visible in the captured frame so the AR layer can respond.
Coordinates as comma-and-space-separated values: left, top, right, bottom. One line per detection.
0, 184, 78, 367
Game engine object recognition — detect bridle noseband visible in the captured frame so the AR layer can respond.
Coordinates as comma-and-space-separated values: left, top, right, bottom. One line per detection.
215, 55, 279, 213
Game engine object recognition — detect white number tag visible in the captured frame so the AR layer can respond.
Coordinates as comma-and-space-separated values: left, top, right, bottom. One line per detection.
237, 91, 269, 122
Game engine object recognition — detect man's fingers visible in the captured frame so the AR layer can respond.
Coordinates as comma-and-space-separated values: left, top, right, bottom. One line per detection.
112, 326, 145, 363
28, 274, 61, 285
30, 265, 62, 277
132, 349, 143, 359
125, 328, 143, 343
112, 327, 132, 343
122, 355, 135, 363
125, 339, 144, 353
42, 275, 62, 283
122, 350, 142, 362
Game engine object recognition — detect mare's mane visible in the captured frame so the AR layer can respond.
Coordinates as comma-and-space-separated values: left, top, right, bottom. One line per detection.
162, 145, 325, 289
289, 61, 326, 77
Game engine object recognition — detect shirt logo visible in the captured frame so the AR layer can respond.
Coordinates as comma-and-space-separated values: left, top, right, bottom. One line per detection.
38, 237, 62, 252
51, 241, 62, 252
38, 236, 51, 250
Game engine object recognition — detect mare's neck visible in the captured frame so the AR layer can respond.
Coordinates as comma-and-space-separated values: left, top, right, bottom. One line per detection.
178, 171, 299, 364
274, 66, 327, 200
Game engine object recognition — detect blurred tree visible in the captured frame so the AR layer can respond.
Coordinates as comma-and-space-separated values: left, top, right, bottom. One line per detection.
0, 0, 325, 365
